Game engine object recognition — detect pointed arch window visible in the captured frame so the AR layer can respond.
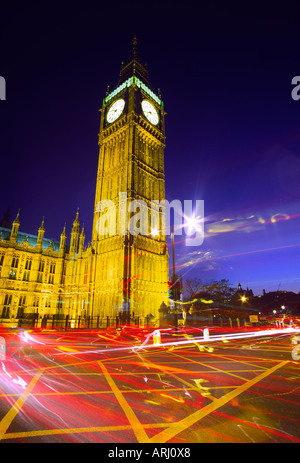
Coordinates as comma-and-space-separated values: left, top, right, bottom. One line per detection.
48, 262, 55, 284
23, 257, 32, 281
17, 295, 26, 318
9, 255, 19, 279
37, 260, 45, 283
1, 294, 12, 318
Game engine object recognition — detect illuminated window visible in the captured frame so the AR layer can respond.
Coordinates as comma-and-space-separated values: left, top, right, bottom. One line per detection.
9, 255, 19, 279
9, 269, 16, 280
105, 76, 162, 106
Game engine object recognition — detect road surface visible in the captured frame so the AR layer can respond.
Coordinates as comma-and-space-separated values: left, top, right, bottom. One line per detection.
0, 325, 300, 443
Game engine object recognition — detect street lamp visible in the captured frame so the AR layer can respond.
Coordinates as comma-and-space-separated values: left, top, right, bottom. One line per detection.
183, 215, 202, 236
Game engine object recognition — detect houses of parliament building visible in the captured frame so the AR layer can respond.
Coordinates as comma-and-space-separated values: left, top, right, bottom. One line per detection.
0, 39, 170, 326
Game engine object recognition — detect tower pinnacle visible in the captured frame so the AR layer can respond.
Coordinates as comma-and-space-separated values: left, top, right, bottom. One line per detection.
132, 35, 138, 59
10, 209, 20, 240
118, 37, 149, 86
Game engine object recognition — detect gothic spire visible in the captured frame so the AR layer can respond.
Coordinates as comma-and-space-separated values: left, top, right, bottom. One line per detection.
61, 222, 66, 237
37, 217, 45, 247
39, 216, 45, 231
72, 208, 80, 229
79, 224, 85, 254
59, 223, 67, 253
118, 37, 149, 86
13, 209, 20, 225
10, 209, 20, 240
132, 35, 138, 59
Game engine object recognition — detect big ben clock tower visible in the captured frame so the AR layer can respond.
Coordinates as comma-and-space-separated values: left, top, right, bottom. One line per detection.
91, 37, 169, 321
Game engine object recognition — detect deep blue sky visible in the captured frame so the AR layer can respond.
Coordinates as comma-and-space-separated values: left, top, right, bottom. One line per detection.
0, 2, 300, 295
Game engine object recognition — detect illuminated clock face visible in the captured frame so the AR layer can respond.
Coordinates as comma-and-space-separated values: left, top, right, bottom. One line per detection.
141, 100, 159, 125
106, 98, 125, 123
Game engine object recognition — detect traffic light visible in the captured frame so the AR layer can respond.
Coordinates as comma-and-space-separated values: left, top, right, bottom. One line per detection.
168, 280, 178, 300
167, 281, 172, 299
168, 277, 183, 301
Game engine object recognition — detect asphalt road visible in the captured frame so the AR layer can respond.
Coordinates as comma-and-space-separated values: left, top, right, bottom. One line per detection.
0, 325, 300, 443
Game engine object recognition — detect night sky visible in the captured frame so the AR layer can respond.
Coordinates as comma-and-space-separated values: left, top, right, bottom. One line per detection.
1, 2, 300, 295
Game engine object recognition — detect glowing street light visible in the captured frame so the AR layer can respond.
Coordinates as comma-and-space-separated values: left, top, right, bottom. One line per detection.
183, 214, 202, 236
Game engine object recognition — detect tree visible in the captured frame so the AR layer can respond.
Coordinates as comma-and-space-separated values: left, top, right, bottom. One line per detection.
205, 279, 236, 303
183, 278, 207, 299
183, 277, 235, 303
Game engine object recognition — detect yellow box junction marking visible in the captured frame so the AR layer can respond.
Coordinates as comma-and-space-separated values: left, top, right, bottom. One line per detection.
148, 360, 288, 443
0, 370, 43, 440
98, 361, 150, 443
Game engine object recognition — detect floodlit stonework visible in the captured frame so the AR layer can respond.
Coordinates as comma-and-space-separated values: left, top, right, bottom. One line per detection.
0, 40, 170, 326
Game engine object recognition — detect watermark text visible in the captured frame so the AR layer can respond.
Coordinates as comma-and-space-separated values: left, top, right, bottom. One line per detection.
96, 193, 204, 247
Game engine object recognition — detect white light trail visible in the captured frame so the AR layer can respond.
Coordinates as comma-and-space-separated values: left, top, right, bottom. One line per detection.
48, 327, 300, 358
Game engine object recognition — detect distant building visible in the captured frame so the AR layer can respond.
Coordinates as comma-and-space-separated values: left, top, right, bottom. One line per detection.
231, 282, 254, 304
252, 290, 300, 315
